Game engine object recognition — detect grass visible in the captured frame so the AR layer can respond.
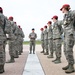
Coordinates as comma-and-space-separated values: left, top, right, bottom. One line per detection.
23, 40, 41, 45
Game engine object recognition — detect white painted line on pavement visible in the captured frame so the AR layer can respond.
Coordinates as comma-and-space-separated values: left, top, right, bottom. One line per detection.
22, 54, 45, 75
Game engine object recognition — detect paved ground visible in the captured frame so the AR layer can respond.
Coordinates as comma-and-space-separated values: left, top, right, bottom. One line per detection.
37, 45, 75, 75
1, 45, 75, 75
2, 45, 29, 75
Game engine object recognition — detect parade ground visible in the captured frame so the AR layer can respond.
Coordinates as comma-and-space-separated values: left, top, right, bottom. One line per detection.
1, 45, 75, 75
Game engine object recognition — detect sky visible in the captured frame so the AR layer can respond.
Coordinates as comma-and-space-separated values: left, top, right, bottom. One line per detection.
0, 0, 75, 41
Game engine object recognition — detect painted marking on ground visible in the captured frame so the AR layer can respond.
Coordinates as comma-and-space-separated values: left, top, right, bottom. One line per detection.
23, 54, 45, 75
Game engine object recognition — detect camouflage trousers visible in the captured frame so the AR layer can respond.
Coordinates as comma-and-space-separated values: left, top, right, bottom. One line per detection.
41, 40, 44, 51
17, 39, 23, 53
64, 34, 74, 65
9, 41, 15, 56
30, 41, 35, 52
0, 41, 5, 65
44, 39, 48, 52
48, 39, 53, 54
53, 38, 62, 58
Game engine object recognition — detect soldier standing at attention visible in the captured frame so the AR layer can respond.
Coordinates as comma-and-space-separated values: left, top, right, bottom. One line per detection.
6, 16, 18, 63
60, 4, 75, 73
47, 21, 54, 58
40, 28, 44, 53
51, 15, 63, 64
43, 25, 48, 55
17, 25, 25, 55
0, 7, 12, 73
0, 7, 6, 74
29, 28, 37, 54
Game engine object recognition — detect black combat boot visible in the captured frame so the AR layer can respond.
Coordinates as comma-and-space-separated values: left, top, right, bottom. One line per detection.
44, 50, 49, 55
65, 64, 74, 73
52, 58, 57, 62
18, 51, 21, 55
54, 57, 61, 64
0, 65, 4, 74
62, 64, 69, 70
47, 53, 53, 58
6, 56, 15, 63
14, 51, 19, 58
40, 51, 44, 53
33, 50, 35, 54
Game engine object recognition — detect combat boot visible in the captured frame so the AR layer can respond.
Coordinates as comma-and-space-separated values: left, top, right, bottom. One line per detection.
44, 50, 49, 55
65, 64, 74, 73
62, 64, 69, 70
47, 54, 53, 58
40, 51, 44, 53
6, 56, 15, 63
14, 51, 19, 58
18, 51, 21, 55
52, 58, 57, 62
54, 57, 61, 64
0, 65, 4, 74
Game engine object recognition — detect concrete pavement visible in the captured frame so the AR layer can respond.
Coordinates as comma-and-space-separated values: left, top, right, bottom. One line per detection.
1, 45, 75, 75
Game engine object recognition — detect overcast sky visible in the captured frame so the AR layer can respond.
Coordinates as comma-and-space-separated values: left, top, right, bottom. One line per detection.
0, 0, 75, 41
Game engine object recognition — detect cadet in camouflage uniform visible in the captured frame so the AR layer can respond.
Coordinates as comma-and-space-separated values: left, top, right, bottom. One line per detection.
0, 7, 12, 73
13, 22, 19, 58
0, 7, 6, 74
40, 28, 44, 53
19, 28, 24, 53
60, 4, 75, 73
43, 25, 48, 55
47, 21, 54, 58
51, 15, 63, 64
17, 25, 25, 55
6, 16, 18, 63
29, 28, 37, 54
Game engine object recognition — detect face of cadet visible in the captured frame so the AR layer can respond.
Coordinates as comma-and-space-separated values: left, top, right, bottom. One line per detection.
62, 8, 67, 14
32, 30, 34, 32
48, 24, 50, 26
53, 18, 56, 22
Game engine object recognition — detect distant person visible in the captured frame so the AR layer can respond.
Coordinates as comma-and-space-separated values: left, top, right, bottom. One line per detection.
43, 25, 48, 55
29, 28, 37, 54
40, 28, 44, 53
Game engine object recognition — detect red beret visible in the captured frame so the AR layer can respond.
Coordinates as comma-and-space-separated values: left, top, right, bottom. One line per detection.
40, 28, 44, 31
47, 21, 52, 24
9, 16, 13, 20
18, 25, 21, 28
51, 15, 58, 20
60, 4, 70, 11
44, 25, 47, 28
0, 7, 3, 11
0, 7, 3, 13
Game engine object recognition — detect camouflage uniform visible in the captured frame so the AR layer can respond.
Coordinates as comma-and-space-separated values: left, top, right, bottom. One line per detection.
7, 20, 18, 63
40, 31, 44, 53
62, 10, 75, 70
43, 28, 48, 55
29, 32, 37, 54
13, 25, 19, 58
47, 25, 53, 58
20, 29, 24, 53
17, 27, 25, 55
52, 20, 63, 63
0, 11, 12, 73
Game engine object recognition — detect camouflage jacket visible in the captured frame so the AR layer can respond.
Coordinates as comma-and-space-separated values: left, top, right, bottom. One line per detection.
53, 20, 63, 39
44, 29, 48, 40
48, 25, 53, 39
29, 32, 37, 41
63, 10, 75, 35
41, 31, 44, 41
